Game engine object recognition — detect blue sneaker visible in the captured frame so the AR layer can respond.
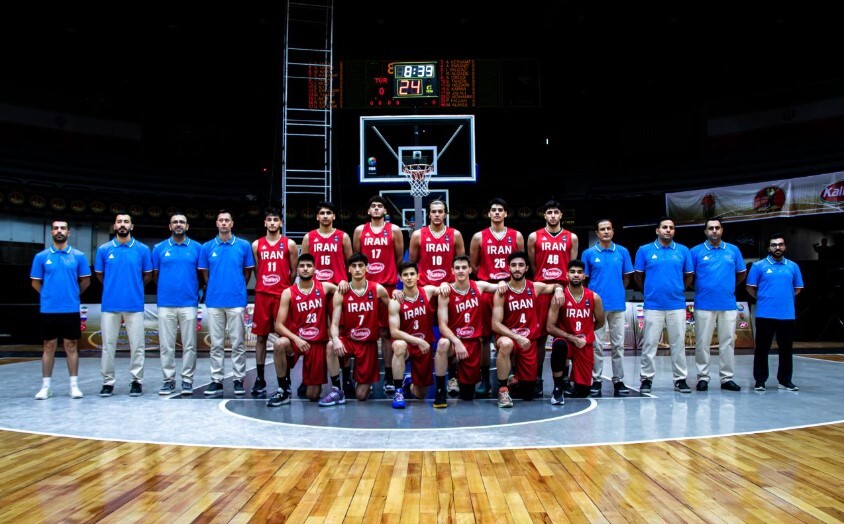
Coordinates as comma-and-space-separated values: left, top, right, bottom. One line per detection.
401, 373, 413, 398
318, 386, 345, 407
392, 388, 406, 409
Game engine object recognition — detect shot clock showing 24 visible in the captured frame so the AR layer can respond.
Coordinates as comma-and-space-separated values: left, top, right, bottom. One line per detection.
393, 61, 438, 98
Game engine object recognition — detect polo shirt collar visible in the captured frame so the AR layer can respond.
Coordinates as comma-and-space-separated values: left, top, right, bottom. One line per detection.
704, 241, 726, 251
169, 236, 191, 246
765, 255, 787, 265
595, 242, 616, 252
49, 245, 72, 254
111, 237, 136, 248
653, 240, 676, 249
215, 235, 237, 245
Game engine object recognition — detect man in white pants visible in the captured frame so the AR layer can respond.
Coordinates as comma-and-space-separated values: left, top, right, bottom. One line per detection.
690, 218, 745, 392
199, 210, 255, 396
95, 213, 153, 397
152, 213, 202, 395
633, 217, 694, 394
581, 219, 634, 396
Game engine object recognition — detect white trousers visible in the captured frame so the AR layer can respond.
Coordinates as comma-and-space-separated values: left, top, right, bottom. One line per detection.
593, 310, 626, 382
639, 309, 687, 381
207, 307, 246, 382
158, 306, 198, 383
694, 309, 737, 383
101, 311, 146, 385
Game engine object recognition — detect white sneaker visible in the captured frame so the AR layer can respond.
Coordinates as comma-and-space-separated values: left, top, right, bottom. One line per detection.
35, 387, 52, 400
70, 385, 84, 399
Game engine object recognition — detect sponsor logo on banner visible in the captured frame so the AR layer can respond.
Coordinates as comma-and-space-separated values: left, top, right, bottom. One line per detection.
753, 186, 786, 212
820, 180, 844, 203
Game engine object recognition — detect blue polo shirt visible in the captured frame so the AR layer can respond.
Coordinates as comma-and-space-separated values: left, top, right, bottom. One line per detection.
153, 236, 201, 307
747, 256, 803, 320
582, 242, 633, 311
95, 237, 153, 312
199, 235, 255, 308
634, 240, 693, 310
30, 245, 92, 313
691, 241, 746, 310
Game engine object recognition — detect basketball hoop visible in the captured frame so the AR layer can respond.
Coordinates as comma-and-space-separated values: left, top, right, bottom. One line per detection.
402, 163, 434, 197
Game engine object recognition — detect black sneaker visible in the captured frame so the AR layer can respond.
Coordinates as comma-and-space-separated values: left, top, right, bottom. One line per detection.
613, 381, 631, 396
433, 389, 448, 409
266, 389, 291, 407
589, 381, 602, 397
533, 378, 544, 398
720, 380, 741, 392
233, 380, 245, 396
205, 381, 224, 396
550, 388, 565, 405
563, 381, 574, 397
297, 382, 308, 399
674, 379, 691, 393
639, 379, 652, 393
250, 378, 267, 396
778, 382, 799, 391
99, 384, 114, 397
129, 381, 143, 397
754, 381, 766, 392
696, 380, 709, 391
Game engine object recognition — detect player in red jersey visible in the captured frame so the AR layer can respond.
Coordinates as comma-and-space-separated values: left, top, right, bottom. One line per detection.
434, 255, 505, 408
353, 195, 404, 396
492, 251, 563, 408
320, 252, 391, 405
409, 199, 465, 287
300, 201, 354, 396
267, 254, 338, 406
527, 199, 578, 397
250, 208, 297, 396
469, 198, 524, 397
387, 261, 445, 408
546, 260, 605, 405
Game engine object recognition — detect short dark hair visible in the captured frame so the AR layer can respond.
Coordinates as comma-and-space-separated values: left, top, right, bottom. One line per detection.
368, 195, 387, 207
768, 232, 786, 244
656, 216, 674, 228
51, 219, 70, 229
453, 254, 471, 267
347, 252, 368, 266
488, 197, 507, 210
316, 201, 336, 214
399, 260, 418, 274
169, 211, 187, 223
542, 200, 562, 213
217, 209, 232, 220
264, 207, 282, 219
568, 259, 585, 270
507, 250, 529, 263
595, 218, 613, 231
704, 217, 723, 228
298, 253, 314, 264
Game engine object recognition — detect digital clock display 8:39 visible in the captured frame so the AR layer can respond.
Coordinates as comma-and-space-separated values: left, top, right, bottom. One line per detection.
393, 61, 438, 98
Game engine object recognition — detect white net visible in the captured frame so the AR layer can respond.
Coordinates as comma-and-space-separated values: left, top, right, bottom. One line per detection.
401, 163, 434, 197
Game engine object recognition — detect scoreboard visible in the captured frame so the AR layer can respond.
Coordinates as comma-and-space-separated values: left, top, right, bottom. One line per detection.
315, 58, 540, 109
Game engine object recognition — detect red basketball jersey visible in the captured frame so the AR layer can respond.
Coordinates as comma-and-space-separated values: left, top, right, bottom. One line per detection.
359, 223, 398, 285
417, 226, 457, 286
557, 287, 596, 345
254, 236, 293, 295
447, 281, 484, 340
533, 228, 574, 284
399, 290, 436, 344
502, 280, 541, 340
477, 227, 518, 282
340, 281, 381, 342
307, 229, 348, 284
286, 281, 330, 342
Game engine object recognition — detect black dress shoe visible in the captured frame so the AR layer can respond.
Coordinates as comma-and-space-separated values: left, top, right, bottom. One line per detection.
720, 380, 741, 392
696, 380, 708, 391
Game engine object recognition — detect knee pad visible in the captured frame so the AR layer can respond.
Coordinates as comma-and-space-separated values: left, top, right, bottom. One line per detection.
572, 383, 591, 398
551, 340, 568, 372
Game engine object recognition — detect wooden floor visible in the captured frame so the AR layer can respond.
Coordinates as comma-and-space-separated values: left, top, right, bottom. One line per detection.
1, 425, 843, 523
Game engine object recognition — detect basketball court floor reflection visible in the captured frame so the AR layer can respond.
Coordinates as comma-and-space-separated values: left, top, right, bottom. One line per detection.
1, 353, 843, 451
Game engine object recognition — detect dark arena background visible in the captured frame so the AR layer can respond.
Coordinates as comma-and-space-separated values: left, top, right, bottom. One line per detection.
0, 3, 843, 521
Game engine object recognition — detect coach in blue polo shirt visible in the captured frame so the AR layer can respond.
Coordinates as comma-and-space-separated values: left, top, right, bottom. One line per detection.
95, 213, 153, 397
690, 219, 746, 392
199, 209, 255, 396
152, 212, 201, 396
582, 218, 634, 396
633, 217, 694, 394
30, 219, 92, 400
746, 233, 804, 392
